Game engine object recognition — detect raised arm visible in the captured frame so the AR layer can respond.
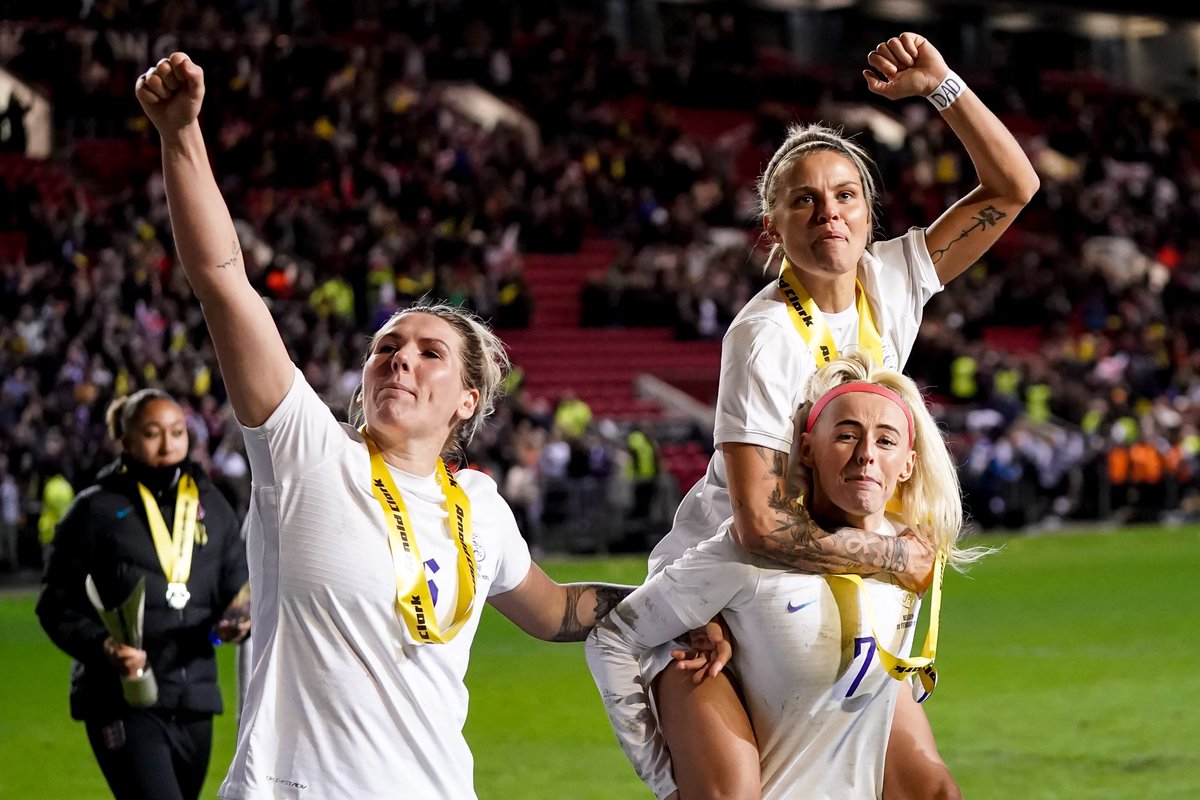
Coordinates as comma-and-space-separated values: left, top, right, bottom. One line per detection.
487, 563, 634, 642
723, 442, 934, 592
136, 53, 292, 426
863, 32, 1040, 285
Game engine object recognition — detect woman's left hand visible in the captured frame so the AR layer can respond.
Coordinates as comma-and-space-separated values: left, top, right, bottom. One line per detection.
214, 584, 252, 643
213, 616, 251, 644
670, 617, 733, 683
862, 32, 950, 101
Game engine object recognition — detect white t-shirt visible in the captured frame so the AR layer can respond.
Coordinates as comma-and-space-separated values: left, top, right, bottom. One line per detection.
649, 229, 941, 574
587, 517, 919, 800
219, 368, 532, 800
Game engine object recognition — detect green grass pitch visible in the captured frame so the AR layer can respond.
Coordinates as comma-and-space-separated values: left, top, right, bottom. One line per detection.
2, 525, 1197, 798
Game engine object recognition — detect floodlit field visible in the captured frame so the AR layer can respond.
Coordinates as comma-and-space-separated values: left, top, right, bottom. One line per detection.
2, 525, 1197, 799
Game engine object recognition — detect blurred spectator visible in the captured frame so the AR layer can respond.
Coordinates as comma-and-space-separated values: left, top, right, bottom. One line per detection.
553, 391, 593, 441
0, 455, 21, 569
37, 473, 75, 557
625, 427, 659, 523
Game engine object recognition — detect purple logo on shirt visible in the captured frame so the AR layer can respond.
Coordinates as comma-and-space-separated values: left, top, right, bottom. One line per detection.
424, 559, 440, 606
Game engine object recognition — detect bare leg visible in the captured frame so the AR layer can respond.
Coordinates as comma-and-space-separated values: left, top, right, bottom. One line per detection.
653, 666, 761, 800
883, 689, 962, 800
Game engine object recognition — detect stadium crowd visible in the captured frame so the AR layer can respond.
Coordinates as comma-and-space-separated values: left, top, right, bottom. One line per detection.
2, 1, 1199, 568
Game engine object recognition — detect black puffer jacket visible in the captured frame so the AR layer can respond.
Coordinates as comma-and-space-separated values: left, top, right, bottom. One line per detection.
36, 457, 247, 721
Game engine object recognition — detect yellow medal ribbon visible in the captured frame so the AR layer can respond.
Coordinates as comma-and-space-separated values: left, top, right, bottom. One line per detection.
137, 473, 199, 610
362, 431, 477, 645
826, 549, 945, 703
777, 260, 884, 366
781, 261, 903, 510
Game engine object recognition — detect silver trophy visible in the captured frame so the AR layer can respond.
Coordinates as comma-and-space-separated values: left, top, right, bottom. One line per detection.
85, 575, 158, 708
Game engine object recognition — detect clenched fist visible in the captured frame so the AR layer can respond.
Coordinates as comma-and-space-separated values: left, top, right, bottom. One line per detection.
135, 52, 205, 136
862, 32, 952, 102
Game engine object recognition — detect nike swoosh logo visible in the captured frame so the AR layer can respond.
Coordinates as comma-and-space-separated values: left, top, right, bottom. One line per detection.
115, 507, 132, 519
786, 599, 815, 613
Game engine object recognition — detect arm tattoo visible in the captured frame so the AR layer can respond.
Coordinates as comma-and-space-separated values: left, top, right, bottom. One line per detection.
751, 444, 821, 553
746, 447, 911, 575
593, 585, 633, 622
766, 483, 819, 550
929, 205, 1008, 264
761, 518, 911, 576
216, 239, 241, 270
836, 526, 910, 574
552, 583, 634, 642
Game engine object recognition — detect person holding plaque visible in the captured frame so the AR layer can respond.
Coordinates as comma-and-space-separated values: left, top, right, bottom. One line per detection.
37, 389, 250, 800
135, 53, 648, 800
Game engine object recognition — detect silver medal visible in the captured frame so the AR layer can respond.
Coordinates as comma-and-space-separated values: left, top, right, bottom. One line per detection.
166, 582, 190, 610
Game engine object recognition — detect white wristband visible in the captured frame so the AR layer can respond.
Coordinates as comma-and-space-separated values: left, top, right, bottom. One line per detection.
926, 70, 966, 111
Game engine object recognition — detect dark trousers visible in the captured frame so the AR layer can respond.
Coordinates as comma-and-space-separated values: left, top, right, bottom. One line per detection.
85, 709, 213, 800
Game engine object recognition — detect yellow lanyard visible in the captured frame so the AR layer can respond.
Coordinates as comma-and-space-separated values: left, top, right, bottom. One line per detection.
137, 474, 199, 610
781, 260, 901, 509
363, 432, 477, 644
777, 261, 884, 366
826, 549, 945, 702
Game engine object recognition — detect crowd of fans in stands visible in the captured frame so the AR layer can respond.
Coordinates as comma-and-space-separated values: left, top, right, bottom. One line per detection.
2, 2, 1199, 567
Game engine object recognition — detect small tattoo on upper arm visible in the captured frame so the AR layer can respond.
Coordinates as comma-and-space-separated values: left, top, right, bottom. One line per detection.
216, 239, 241, 270
929, 205, 1008, 264
751, 446, 788, 482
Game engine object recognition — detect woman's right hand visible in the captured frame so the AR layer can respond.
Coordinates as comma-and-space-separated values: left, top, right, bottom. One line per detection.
135, 52, 205, 136
102, 637, 148, 679
670, 618, 733, 684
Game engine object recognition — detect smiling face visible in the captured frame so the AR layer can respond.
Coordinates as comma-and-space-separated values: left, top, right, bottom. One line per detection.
124, 398, 189, 468
799, 390, 915, 528
361, 312, 480, 454
764, 149, 871, 286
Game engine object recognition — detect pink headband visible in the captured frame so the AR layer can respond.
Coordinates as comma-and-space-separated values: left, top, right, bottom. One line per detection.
805, 382, 914, 446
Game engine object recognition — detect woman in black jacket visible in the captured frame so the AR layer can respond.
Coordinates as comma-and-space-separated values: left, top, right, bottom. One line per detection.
37, 388, 249, 800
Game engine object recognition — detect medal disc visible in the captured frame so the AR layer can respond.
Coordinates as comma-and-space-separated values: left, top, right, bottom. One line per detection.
166, 583, 190, 610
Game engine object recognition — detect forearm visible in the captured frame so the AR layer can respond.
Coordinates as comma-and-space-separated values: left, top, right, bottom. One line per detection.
490, 564, 636, 643
549, 582, 635, 642
746, 514, 910, 575
159, 124, 245, 298
726, 443, 907, 575
937, 88, 1039, 205
157, 125, 294, 426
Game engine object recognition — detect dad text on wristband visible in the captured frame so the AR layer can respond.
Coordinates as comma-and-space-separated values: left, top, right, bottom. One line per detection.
927, 70, 965, 111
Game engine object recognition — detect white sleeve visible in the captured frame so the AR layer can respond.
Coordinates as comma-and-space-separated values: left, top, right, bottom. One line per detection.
713, 316, 807, 452
459, 471, 533, 597
239, 365, 346, 487
585, 535, 758, 799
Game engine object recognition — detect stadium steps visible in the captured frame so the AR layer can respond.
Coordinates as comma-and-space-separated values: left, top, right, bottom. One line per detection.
505, 245, 721, 426
0, 154, 72, 221
658, 441, 713, 495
